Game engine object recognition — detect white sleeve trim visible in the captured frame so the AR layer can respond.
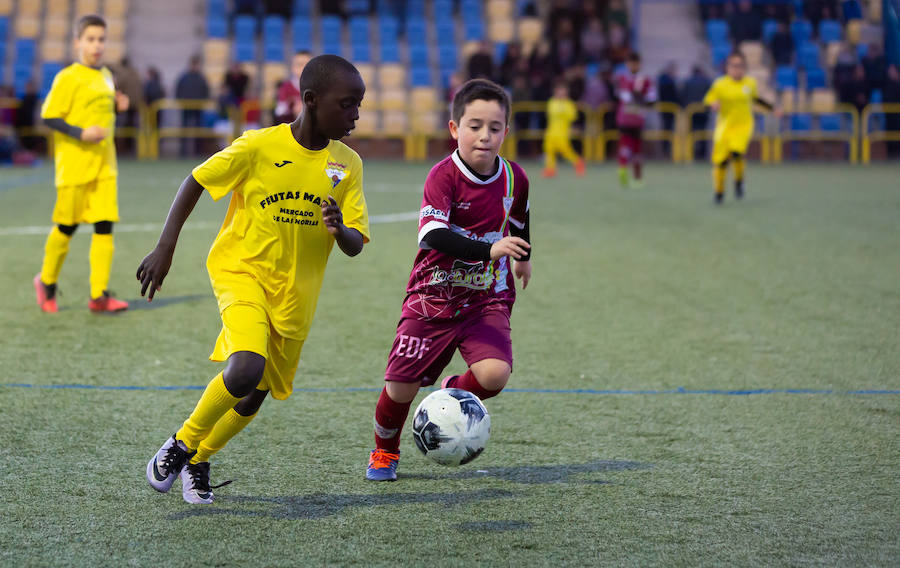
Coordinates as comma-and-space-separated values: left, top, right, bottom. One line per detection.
417, 220, 449, 248
508, 216, 525, 229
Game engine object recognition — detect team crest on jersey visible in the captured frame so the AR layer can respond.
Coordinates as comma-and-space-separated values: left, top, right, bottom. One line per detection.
325, 161, 348, 188
502, 196, 514, 212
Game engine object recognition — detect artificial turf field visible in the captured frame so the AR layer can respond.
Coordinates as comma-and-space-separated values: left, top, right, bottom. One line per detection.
0, 159, 898, 566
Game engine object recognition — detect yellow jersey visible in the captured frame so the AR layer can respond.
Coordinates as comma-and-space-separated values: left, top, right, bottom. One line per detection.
40, 63, 117, 187
546, 97, 578, 137
194, 124, 371, 340
703, 76, 758, 131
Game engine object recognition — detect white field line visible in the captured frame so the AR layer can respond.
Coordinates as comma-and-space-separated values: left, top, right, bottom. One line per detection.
0, 211, 419, 237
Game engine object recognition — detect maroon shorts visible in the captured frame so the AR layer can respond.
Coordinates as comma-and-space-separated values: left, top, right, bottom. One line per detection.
384, 308, 513, 384
618, 128, 643, 164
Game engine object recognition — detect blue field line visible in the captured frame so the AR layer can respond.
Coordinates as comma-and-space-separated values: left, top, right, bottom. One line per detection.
2, 383, 898, 396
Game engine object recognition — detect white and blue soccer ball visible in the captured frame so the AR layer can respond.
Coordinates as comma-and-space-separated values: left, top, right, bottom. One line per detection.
411, 388, 491, 466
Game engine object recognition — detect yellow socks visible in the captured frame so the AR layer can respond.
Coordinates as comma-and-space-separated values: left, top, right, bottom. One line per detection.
89, 233, 114, 299
176, 373, 241, 452
193, 409, 258, 464
40, 226, 72, 285
733, 156, 745, 183
713, 164, 727, 194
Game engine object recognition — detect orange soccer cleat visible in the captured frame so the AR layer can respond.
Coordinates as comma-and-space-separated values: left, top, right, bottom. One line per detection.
88, 291, 129, 313
33, 274, 58, 313
541, 167, 557, 178
575, 159, 586, 177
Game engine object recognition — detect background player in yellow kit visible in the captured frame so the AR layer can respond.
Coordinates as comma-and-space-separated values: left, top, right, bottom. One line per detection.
703, 52, 779, 204
34, 14, 130, 313
542, 81, 586, 178
139, 55, 370, 505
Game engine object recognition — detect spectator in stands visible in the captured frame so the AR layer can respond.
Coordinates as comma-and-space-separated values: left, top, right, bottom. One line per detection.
14, 79, 40, 152
499, 42, 524, 89
606, 0, 629, 28
528, 40, 557, 102
657, 62, 679, 152
547, 0, 576, 38
805, 0, 838, 28
681, 64, 712, 159
144, 67, 165, 107
838, 64, 869, 112
580, 18, 606, 63
319, 0, 344, 19
112, 57, 143, 154
224, 63, 250, 107
567, 64, 587, 102
769, 22, 794, 66
275, 50, 312, 124
467, 40, 496, 81
582, 63, 612, 108
730, 0, 762, 43
884, 64, 900, 158
551, 18, 580, 71
175, 55, 211, 156
762, 3, 791, 23
832, 44, 858, 92
862, 44, 886, 93
607, 21, 630, 64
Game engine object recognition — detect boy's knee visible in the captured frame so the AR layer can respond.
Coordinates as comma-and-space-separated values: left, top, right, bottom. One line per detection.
223, 351, 266, 397
57, 224, 78, 236
471, 359, 511, 391
234, 389, 268, 416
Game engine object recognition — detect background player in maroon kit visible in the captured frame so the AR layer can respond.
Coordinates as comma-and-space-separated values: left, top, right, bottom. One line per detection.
616, 52, 656, 189
274, 50, 312, 124
365, 79, 532, 481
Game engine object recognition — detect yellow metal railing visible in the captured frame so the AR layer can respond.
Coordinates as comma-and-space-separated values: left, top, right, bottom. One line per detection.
2, 96, 882, 164
772, 104, 859, 163
861, 103, 900, 164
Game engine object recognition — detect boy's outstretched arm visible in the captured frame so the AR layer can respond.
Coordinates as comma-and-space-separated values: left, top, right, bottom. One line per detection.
322, 196, 364, 257
136, 175, 205, 300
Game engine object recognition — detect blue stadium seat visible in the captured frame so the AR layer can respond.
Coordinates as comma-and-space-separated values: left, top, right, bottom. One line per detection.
13, 64, 32, 96
292, 17, 312, 51
790, 113, 812, 131
264, 41, 284, 62
407, 0, 426, 18
40, 61, 64, 96
409, 43, 429, 66
434, 0, 454, 20
406, 17, 427, 44
293, 0, 313, 16
208, 0, 226, 17
438, 44, 457, 71
234, 40, 256, 62
711, 42, 732, 68
797, 42, 820, 70
805, 67, 826, 90
435, 18, 456, 41
379, 15, 399, 42
351, 42, 371, 62
263, 16, 285, 38
463, 18, 484, 41
870, 89, 883, 104
856, 43, 868, 58
207, 15, 227, 38
705, 19, 729, 44
320, 15, 342, 44
818, 19, 841, 43
790, 19, 812, 46
375, 0, 396, 17
380, 41, 400, 63
234, 15, 257, 40
842, 0, 862, 20
775, 66, 798, 90
348, 16, 370, 43
410, 65, 431, 86
761, 19, 778, 44
15, 39, 36, 64
0, 17, 8, 42
819, 113, 842, 131
461, 0, 482, 13
346, 0, 370, 15
494, 42, 506, 63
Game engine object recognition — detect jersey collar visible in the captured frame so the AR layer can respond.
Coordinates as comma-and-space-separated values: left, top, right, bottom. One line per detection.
451, 150, 502, 185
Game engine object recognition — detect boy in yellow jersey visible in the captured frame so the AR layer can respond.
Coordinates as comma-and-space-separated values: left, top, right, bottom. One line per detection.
703, 52, 778, 204
542, 81, 586, 178
34, 14, 130, 313
139, 55, 370, 504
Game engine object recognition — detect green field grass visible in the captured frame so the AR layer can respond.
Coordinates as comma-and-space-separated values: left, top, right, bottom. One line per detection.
1, 160, 898, 566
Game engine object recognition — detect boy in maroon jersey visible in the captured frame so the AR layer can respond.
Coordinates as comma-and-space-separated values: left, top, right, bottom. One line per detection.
616, 52, 656, 189
365, 79, 532, 481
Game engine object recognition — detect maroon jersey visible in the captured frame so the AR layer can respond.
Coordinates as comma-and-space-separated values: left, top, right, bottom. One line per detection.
274, 78, 301, 124
616, 70, 657, 129
402, 150, 530, 321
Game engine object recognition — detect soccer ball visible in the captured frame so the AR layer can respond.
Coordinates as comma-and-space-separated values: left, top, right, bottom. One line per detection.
411, 388, 491, 466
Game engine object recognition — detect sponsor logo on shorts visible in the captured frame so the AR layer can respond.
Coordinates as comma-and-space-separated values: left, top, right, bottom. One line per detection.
395, 334, 433, 360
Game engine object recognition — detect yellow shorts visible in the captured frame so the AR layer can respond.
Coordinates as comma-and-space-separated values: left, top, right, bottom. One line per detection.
209, 302, 305, 401
52, 177, 119, 225
711, 126, 753, 164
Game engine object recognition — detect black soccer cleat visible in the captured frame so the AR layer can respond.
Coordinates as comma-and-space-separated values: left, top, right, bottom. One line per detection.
735, 180, 744, 200
714, 192, 724, 205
